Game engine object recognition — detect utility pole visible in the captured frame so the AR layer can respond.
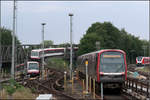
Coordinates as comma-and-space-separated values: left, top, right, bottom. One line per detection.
0, 0, 2, 71
69, 13, 73, 80
11, 0, 17, 79
0, 0, 2, 94
41, 23, 46, 79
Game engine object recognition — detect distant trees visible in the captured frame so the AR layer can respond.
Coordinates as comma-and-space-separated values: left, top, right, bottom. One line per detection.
40, 40, 53, 48
78, 22, 149, 63
0, 27, 20, 45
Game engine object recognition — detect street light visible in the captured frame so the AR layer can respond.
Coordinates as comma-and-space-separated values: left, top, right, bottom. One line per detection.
69, 13, 73, 80
11, 0, 17, 79
41, 23, 46, 79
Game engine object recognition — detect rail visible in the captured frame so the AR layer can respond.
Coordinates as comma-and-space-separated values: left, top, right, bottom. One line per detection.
123, 77, 150, 100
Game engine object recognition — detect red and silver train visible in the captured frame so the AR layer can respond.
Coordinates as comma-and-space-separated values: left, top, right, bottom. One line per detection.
136, 56, 150, 66
16, 61, 40, 77
30, 47, 78, 60
77, 49, 127, 89
31, 48, 65, 59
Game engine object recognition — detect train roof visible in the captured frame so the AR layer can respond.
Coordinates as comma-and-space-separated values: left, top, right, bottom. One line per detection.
79, 49, 125, 57
27, 61, 39, 63
31, 48, 65, 52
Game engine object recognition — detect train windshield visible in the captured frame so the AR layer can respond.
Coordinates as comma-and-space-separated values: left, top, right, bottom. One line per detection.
136, 56, 142, 61
28, 63, 39, 70
100, 51, 125, 73
31, 51, 39, 57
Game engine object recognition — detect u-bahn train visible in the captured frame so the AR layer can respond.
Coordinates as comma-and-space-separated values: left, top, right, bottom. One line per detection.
30, 48, 65, 59
15, 61, 40, 78
136, 56, 150, 66
77, 49, 127, 89
30, 47, 78, 60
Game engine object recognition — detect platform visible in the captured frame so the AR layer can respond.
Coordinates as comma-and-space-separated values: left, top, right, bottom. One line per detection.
63, 77, 100, 99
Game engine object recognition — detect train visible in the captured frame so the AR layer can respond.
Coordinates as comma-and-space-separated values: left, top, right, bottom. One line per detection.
77, 49, 127, 89
30, 47, 78, 60
136, 56, 150, 66
30, 48, 65, 59
15, 61, 40, 78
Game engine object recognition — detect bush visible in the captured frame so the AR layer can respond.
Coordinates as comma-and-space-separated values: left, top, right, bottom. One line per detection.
47, 58, 69, 70
3, 78, 23, 95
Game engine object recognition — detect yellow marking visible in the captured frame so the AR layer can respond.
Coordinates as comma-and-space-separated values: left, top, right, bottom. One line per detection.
85, 61, 88, 65
103, 55, 121, 58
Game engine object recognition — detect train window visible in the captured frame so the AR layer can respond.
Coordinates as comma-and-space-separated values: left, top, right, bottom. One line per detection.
100, 51, 125, 73
31, 51, 39, 57
28, 63, 39, 70
136, 56, 142, 61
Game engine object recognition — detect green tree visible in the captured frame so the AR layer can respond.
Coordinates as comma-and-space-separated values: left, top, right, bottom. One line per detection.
41, 40, 53, 48
0, 27, 20, 45
78, 22, 148, 64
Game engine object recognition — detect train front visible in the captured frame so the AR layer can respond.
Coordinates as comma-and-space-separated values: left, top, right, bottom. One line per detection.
27, 61, 40, 77
99, 50, 127, 88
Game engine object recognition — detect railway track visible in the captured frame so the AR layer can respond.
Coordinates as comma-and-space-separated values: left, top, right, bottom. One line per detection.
22, 68, 76, 100
128, 64, 150, 77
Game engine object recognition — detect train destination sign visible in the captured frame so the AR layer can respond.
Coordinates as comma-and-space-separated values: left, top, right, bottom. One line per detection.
103, 55, 121, 58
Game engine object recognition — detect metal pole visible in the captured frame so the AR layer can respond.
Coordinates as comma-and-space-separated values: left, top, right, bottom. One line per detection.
149, 1, 150, 98
11, 0, 16, 79
101, 83, 103, 100
93, 79, 95, 99
86, 62, 88, 93
0, 0, 2, 72
0, 0, 2, 95
69, 13, 73, 80
41, 23, 46, 79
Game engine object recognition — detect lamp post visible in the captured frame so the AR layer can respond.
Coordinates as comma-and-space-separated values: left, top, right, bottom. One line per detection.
69, 13, 73, 80
41, 23, 46, 79
11, 0, 17, 79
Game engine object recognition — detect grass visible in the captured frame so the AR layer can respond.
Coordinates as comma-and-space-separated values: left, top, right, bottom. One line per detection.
0, 88, 37, 99
1, 79, 38, 99
0, 89, 9, 99
12, 87, 37, 99
47, 58, 69, 70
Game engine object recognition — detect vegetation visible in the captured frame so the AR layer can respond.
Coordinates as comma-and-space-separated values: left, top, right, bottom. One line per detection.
78, 22, 149, 63
40, 40, 53, 48
1, 79, 37, 99
47, 58, 69, 70
0, 27, 20, 45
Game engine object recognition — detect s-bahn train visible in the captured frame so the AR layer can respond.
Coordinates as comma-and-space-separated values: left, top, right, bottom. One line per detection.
30, 47, 78, 60
136, 56, 150, 66
15, 61, 40, 78
77, 49, 127, 89
30, 48, 65, 60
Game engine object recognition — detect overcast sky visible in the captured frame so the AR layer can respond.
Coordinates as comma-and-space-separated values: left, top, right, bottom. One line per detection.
1, 1, 149, 44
